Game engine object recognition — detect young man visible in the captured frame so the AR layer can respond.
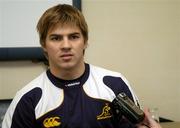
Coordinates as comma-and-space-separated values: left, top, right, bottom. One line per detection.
2, 4, 161, 128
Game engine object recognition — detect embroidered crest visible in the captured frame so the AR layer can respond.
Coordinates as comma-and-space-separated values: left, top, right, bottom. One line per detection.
97, 103, 112, 120
43, 116, 61, 128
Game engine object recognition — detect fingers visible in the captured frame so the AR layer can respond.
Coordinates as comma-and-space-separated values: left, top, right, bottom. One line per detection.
142, 107, 162, 128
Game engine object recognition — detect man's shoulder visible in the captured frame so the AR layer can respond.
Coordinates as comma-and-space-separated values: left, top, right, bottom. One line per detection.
8, 71, 48, 112
86, 64, 137, 102
16, 71, 47, 96
89, 64, 124, 78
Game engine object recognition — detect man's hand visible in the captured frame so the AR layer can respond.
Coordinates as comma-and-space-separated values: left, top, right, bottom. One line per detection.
136, 108, 162, 128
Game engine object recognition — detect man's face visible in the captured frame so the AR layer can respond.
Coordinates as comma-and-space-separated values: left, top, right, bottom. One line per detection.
43, 24, 87, 72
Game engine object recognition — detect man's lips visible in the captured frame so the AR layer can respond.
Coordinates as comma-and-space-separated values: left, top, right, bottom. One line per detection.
60, 54, 73, 60
61, 54, 73, 57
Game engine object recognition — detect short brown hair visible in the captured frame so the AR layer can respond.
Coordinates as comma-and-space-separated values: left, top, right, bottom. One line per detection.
36, 4, 88, 47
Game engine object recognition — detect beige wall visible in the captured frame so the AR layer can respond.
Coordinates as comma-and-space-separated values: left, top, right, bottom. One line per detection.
83, 0, 180, 121
0, 0, 180, 121
0, 61, 46, 99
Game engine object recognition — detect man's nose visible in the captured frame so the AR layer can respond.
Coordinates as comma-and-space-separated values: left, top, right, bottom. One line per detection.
61, 38, 71, 50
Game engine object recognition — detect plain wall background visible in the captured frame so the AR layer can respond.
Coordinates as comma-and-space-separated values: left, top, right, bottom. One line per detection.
0, 0, 180, 121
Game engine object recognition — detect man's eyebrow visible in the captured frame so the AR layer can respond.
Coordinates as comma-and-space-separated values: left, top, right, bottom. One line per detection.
68, 32, 81, 35
48, 34, 61, 37
49, 32, 80, 37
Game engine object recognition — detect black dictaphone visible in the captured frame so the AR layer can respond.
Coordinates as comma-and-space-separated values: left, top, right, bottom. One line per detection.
111, 93, 145, 124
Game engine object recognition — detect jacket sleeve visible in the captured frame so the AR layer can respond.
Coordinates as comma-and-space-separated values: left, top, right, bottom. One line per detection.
2, 87, 42, 128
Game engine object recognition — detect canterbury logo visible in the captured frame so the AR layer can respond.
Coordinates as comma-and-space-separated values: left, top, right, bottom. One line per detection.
43, 116, 61, 128
97, 103, 112, 120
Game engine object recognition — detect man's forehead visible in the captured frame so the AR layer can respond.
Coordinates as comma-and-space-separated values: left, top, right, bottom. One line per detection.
48, 23, 81, 34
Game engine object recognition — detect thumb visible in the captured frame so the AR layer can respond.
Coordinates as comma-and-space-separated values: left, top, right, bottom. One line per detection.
143, 107, 161, 128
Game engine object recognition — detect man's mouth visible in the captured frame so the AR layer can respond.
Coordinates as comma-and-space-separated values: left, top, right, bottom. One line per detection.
60, 54, 73, 61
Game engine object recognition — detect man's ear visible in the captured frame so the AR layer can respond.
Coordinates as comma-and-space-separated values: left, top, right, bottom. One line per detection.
84, 41, 88, 49
41, 45, 49, 60
42, 45, 47, 52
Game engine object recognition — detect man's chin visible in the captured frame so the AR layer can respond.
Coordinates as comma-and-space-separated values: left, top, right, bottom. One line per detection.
60, 62, 75, 70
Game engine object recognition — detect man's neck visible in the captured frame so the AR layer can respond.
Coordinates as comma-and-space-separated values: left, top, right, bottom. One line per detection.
50, 63, 85, 80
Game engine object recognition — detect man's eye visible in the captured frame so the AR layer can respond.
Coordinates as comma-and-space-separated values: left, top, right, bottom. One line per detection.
50, 36, 61, 41
69, 35, 80, 40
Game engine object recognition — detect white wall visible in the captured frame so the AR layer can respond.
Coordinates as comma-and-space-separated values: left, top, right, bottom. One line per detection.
0, 0, 179, 121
